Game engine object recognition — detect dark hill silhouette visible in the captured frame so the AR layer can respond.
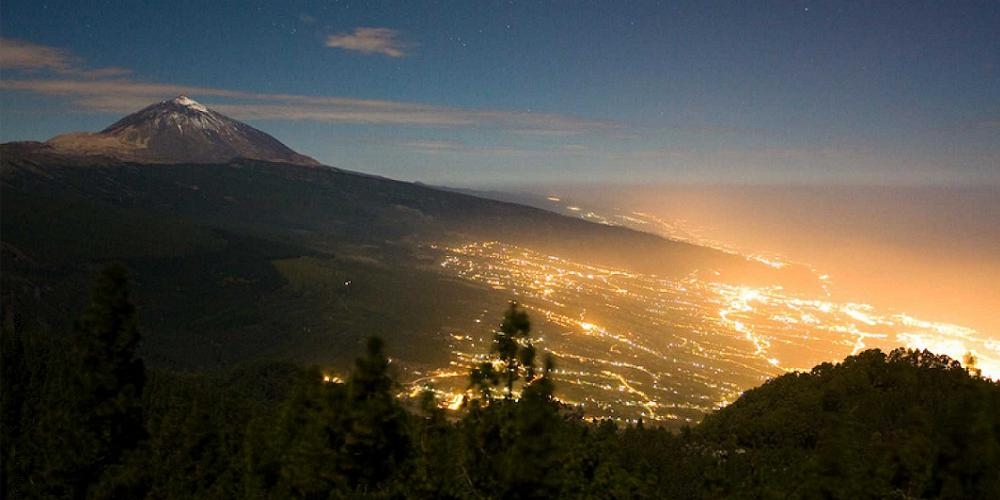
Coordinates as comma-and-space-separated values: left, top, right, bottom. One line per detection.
696, 348, 1000, 498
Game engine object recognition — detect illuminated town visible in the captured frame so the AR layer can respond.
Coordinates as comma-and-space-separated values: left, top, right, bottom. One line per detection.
402, 220, 997, 424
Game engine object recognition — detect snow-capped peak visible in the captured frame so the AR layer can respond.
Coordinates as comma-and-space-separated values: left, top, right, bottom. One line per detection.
83, 96, 319, 165
170, 95, 209, 113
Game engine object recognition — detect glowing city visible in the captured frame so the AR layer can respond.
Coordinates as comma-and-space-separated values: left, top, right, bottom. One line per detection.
401, 206, 997, 423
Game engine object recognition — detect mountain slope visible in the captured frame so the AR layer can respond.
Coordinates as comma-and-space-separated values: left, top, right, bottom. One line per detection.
1, 159, 803, 284
37, 96, 318, 165
1, 97, 810, 380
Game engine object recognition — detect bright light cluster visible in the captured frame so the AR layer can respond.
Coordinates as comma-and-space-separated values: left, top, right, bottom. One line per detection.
409, 239, 994, 423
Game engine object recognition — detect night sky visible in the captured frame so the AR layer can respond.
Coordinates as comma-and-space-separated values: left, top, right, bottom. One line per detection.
1, 0, 997, 186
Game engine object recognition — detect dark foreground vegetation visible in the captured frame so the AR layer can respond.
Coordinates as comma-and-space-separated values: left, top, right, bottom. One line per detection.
3, 266, 999, 499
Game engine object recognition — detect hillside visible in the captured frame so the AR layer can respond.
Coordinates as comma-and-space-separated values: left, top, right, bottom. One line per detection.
1, 153, 807, 373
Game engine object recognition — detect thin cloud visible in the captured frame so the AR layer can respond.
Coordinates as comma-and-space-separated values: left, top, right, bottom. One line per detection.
968, 115, 1000, 130
0, 37, 130, 77
400, 139, 593, 157
401, 140, 466, 153
74, 67, 132, 78
325, 27, 408, 57
1, 77, 618, 134
0, 39, 617, 135
0, 38, 75, 71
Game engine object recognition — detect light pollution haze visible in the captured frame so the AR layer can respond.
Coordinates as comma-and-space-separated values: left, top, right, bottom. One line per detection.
521, 184, 1000, 339
1, 4, 997, 345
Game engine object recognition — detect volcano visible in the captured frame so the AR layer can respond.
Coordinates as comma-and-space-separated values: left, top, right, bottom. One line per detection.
36, 96, 318, 165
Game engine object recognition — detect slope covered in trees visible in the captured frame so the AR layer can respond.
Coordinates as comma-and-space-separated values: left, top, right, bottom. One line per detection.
3, 267, 998, 499
1, 157, 820, 373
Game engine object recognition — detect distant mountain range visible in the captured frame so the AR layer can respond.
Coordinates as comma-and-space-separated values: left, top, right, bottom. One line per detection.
1, 97, 808, 376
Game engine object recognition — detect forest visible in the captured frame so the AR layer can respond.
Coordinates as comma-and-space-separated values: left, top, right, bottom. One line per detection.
3, 265, 999, 499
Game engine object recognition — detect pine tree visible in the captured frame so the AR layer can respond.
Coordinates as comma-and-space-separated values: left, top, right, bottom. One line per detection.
469, 361, 500, 402
270, 368, 347, 499
341, 336, 411, 491
1, 324, 36, 498
73, 264, 147, 465
502, 354, 562, 498
30, 264, 147, 499
492, 301, 533, 398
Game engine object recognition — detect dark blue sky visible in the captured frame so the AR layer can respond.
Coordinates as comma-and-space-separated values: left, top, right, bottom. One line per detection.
1, 1, 997, 185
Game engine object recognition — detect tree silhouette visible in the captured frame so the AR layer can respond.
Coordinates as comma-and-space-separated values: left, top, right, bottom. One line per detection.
492, 301, 534, 398
31, 264, 147, 499
963, 351, 983, 378
1, 323, 41, 498
469, 361, 500, 402
73, 264, 147, 460
502, 353, 562, 498
341, 336, 411, 491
